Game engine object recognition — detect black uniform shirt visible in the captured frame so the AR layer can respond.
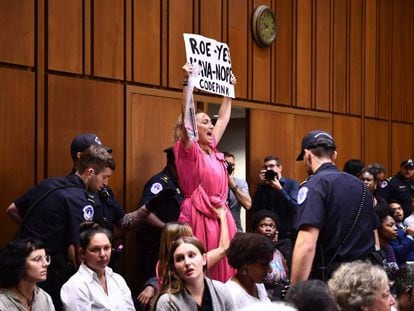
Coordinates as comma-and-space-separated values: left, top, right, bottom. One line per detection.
295, 163, 378, 264
138, 167, 182, 223
16, 174, 124, 254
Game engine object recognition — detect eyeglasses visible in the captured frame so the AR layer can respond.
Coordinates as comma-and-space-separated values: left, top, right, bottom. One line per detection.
29, 254, 51, 265
264, 164, 280, 169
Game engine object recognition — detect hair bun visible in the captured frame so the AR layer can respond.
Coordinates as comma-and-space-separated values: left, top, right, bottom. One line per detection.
79, 221, 100, 233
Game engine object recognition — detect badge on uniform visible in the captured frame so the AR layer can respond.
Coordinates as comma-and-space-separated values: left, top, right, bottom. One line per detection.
297, 187, 309, 205
380, 181, 388, 188
83, 205, 95, 221
150, 182, 163, 195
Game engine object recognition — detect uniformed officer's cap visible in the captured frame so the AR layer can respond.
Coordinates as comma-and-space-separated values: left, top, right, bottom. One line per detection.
296, 130, 336, 161
401, 159, 414, 169
163, 147, 175, 160
71, 133, 112, 161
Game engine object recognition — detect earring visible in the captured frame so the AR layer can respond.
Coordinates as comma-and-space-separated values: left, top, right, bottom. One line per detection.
241, 269, 248, 277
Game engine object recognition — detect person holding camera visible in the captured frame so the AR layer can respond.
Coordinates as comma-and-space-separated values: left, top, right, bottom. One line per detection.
253, 155, 299, 265
224, 152, 252, 232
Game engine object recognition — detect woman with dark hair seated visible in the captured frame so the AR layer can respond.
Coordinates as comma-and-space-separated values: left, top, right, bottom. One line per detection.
225, 233, 275, 308
251, 210, 289, 300
60, 222, 135, 310
0, 238, 55, 310
284, 280, 337, 311
153, 236, 234, 310
374, 204, 400, 280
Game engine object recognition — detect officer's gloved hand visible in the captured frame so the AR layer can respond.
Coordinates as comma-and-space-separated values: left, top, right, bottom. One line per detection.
146, 189, 177, 212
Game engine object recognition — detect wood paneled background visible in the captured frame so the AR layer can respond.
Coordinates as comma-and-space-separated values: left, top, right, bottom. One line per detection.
1, 0, 413, 292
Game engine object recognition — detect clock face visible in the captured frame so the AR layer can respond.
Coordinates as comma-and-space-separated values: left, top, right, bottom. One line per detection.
252, 5, 277, 48
259, 9, 276, 44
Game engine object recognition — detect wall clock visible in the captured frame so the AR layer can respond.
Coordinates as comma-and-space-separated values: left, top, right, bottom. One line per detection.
252, 5, 277, 48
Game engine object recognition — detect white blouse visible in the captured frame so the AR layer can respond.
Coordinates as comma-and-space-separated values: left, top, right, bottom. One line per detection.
61, 263, 135, 311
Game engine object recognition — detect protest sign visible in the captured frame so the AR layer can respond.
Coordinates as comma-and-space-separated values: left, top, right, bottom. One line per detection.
183, 33, 234, 98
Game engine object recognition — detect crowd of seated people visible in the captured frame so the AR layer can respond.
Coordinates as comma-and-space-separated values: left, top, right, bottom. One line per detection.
2, 118, 413, 311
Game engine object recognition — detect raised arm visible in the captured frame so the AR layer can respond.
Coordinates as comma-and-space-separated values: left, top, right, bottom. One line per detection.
206, 206, 230, 268
212, 74, 236, 144
180, 63, 196, 150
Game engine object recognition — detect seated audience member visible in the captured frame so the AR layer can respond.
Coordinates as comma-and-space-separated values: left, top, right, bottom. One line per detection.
153, 236, 234, 310
361, 168, 388, 209
251, 210, 289, 300
389, 201, 414, 267
60, 222, 135, 310
374, 205, 399, 279
138, 216, 230, 309
226, 233, 275, 308
393, 266, 414, 311
403, 195, 414, 228
328, 261, 396, 311
343, 159, 365, 177
284, 279, 337, 311
0, 239, 55, 310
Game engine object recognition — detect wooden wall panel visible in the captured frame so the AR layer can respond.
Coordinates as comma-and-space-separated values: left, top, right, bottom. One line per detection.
169, 0, 193, 89
332, 0, 347, 113
364, 119, 389, 173
0, 0, 34, 66
249, 110, 295, 192
200, 0, 222, 40
333, 115, 362, 169
228, 0, 248, 99
275, 0, 293, 106
0, 68, 35, 245
48, 0, 83, 73
391, 123, 412, 173
349, 0, 363, 115
125, 91, 181, 291
377, 0, 391, 119
252, 1, 272, 102
134, 0, 161, 84
314, 0, 330, 111
391, 0, 403, 121
402, 0, 414, 123
47, 75, 124, 199
93, 0, 124, 79
296, 0, 312, 108
364, 0, 377, 118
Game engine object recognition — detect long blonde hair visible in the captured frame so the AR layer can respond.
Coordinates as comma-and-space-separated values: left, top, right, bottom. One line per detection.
157, 222, 193, 283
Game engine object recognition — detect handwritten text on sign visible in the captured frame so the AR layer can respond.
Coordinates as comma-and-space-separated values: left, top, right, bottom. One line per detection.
183, 33, 234, 98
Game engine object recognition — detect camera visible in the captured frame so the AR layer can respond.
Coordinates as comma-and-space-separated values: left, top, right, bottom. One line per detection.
226, 162, 234, 175
265, 170, 277, 181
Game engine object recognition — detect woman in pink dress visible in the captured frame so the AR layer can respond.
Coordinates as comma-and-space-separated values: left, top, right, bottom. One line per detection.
174, 63, 237, 282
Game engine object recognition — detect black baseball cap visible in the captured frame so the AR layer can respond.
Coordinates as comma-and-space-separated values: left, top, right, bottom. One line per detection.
401, 159, 414, 169
296, 130, 336, 161
70, 133, 112, 161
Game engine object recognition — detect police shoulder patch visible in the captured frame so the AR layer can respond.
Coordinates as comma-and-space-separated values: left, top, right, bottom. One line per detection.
82, 205, 95, 221
297, 187, 309, 205
150, 182, 163, 194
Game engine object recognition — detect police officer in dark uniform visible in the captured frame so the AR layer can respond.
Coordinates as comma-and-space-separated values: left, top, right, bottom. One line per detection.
12, 145, 116, 309
291, 130, 379, 285
377, 159, 414, 219
7, 133, 126, 231
135, 147, 182, 310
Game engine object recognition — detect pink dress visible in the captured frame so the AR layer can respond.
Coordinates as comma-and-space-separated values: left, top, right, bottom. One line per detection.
174, 137, 236, 282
